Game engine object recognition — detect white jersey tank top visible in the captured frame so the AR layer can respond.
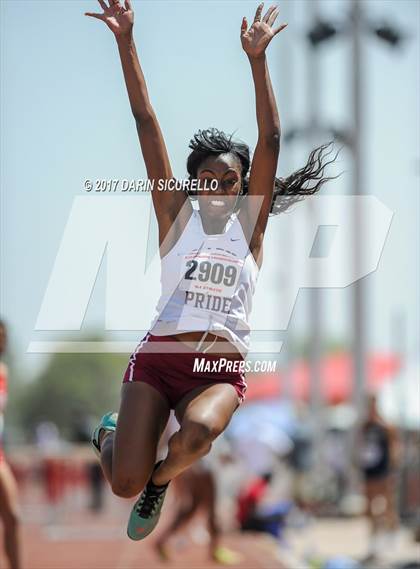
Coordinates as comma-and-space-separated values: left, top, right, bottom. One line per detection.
149, 208, 259, 356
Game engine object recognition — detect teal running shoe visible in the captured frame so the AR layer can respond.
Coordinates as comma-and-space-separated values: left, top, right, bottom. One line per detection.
91, 412, 118, 458
127, 461, 169, 541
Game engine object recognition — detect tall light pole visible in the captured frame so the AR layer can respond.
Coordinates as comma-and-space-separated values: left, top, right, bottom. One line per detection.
278, 0, 297, 403
350, 0, 365, 432
391, 308, 407, 515
285, 1, 404, 483
307, 0, 325, 478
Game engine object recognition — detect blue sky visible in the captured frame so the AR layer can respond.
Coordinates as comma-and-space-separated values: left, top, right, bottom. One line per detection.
1, 0, 419, 379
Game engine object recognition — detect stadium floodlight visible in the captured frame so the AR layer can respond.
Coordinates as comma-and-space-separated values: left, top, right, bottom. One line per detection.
372, 23, 404, 47
307, 19, 338, 46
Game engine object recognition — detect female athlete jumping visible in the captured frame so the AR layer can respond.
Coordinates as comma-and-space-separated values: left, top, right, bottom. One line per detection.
0, 320, 22, 569
86, 0, 338, 540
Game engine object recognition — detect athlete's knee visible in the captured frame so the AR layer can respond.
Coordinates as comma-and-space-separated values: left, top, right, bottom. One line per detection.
180, 420, 222, 456
0, 505, 20, 529
111, 476, 144, 499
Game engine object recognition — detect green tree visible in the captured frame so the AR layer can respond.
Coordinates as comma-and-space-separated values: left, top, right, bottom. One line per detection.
18, 350, 127, 438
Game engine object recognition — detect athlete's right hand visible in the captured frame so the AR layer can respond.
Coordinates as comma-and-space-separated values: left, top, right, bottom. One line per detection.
85, 0, 134, 37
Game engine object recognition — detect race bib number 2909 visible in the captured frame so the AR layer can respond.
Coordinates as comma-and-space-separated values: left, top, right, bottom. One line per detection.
179, 251, 243, 300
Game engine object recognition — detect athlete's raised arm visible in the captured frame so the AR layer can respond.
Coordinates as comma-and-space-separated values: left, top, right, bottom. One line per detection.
85, 0, 191, 241
238, 3, 287, 260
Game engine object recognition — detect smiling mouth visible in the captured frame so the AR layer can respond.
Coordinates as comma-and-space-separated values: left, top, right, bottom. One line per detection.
210, 199, 226, 207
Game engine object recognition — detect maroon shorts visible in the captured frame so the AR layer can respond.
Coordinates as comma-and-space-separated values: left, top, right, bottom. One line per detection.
123, 333, 247, 410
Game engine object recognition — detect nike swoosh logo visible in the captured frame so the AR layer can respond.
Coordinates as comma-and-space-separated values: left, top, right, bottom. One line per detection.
230, 238, 240, 242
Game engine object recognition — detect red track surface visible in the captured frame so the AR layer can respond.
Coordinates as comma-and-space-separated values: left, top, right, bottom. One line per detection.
16, 485, 286, 569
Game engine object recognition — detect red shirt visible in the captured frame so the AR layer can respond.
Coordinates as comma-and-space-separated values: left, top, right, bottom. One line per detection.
237, 478, 268, 525
0, 362, 8, 414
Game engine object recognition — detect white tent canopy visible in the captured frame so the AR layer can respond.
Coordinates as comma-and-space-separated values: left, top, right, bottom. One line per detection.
377, 360, 420, 429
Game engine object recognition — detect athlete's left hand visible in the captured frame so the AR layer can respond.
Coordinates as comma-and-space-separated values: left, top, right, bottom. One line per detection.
85, 0, 134, 37
241, 3, 287, 58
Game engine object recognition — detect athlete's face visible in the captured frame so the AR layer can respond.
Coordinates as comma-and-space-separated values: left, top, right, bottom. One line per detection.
196, 153, 242, 220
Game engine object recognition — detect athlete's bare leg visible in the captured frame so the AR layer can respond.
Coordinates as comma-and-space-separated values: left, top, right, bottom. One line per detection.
0, 461, 22, 569
204, 470, 221, 560
366, 477, 396, 535
100, 382, 170, 498
152, 383, 239, 487
155, 480, 199, 559
384, 474, 399, 531
155, 465, 219, 558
